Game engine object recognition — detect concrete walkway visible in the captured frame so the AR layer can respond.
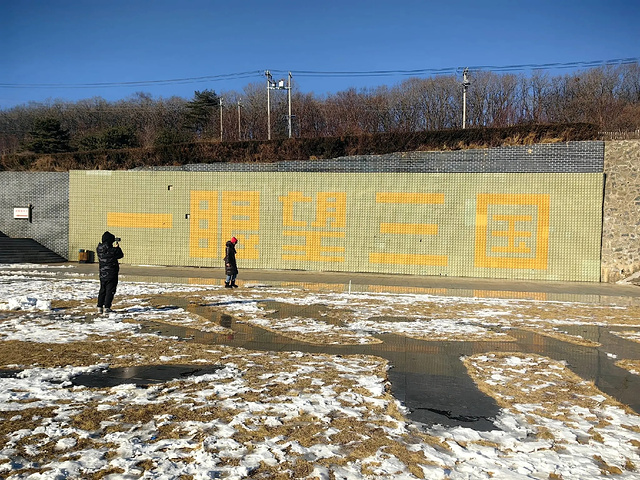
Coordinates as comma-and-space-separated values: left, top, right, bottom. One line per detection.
13, 262, 640, 302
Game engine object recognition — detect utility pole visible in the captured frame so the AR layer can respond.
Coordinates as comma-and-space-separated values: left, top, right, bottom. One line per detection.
265, 70, 272, 140
219, 97, 224, 141
287, 71, 292, 138
265, 70, 292, 140
462, 68, 471, 129
237, 100, 242, 140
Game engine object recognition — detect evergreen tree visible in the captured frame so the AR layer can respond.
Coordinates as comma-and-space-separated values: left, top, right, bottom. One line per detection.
184, 90, 219, 137
27, 118, 72, 153
77, 127, 139, 151
101, 126, 139, 149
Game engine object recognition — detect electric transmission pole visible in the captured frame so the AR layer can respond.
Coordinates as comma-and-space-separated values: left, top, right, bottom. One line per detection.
287, 71, 292, 138
237, 100, 242, 140
265, 71, 272, 140
219, 97, 223, 141
462, 68, 471, 129
265, 70, 293, 140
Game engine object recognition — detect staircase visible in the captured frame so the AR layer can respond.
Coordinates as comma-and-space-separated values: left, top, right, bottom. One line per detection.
0, 232, 67, 264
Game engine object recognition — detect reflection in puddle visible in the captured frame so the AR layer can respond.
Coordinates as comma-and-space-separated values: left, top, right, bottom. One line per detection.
220, 314, 232, 329
71, 364, 225, 388
137, 296, 640, 431
117, 273, 640, 306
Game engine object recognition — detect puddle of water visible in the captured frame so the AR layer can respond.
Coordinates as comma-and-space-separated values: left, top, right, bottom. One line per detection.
511, 327, 640, 413
390, 372, 498, 430
135, 297, 640, 430
71, 364, 225, 388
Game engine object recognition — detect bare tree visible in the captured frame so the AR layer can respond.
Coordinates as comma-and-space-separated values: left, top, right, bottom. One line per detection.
296, 92, 327, 138
1, 62, 639, 157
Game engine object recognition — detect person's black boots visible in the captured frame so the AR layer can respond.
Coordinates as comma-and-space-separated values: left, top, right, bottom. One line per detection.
231, 281, 238, 288
224, 282, 232, 288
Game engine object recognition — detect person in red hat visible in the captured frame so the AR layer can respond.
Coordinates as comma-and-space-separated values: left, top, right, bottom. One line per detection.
224, 236, 239, 288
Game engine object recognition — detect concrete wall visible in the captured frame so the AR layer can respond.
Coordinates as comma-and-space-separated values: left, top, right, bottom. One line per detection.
602, 140, 640, 282
0, 172, 69, 258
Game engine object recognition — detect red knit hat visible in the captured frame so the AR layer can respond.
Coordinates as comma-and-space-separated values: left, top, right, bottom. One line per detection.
231, 237, 238, 244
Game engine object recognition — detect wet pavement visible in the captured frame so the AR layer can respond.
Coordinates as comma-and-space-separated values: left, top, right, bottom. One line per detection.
5, 263, 640, 430
20, 262, 640, 306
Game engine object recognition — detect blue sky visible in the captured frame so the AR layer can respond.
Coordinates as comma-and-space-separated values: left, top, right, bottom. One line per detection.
1, 0, 638, 109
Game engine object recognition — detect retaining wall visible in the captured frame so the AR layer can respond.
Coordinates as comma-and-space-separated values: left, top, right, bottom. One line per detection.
4, 140, 634, 282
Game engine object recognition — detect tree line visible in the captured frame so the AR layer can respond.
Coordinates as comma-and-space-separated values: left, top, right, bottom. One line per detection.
0, 63, 639, 156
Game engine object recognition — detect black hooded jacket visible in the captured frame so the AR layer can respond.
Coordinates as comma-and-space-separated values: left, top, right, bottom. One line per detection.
224, 240, 238, 276
97, 231, 124, 280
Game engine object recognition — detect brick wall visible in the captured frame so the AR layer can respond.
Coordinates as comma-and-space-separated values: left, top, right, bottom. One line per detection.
0, 172, 69, 259
135, 141, 604, 173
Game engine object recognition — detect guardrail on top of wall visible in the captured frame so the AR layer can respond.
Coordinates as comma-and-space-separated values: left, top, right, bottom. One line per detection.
599, 130, 640, 140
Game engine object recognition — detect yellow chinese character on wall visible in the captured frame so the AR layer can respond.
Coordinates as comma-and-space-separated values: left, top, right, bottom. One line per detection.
475, 193, 549, 269
279, 191, 346, 262
189, 190, 260, 259
189, 191, 219, 258
221, 191, 260, 259
369, 192, 448, 266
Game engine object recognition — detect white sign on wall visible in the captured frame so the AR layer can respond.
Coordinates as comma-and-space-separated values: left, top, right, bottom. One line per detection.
13, 206, 32, 221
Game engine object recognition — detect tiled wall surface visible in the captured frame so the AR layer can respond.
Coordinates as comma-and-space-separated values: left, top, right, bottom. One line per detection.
70, 171, 604, 281
0, 172, 69, 257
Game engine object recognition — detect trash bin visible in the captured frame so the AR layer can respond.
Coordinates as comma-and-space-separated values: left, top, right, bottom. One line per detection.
78, 249, 88, 263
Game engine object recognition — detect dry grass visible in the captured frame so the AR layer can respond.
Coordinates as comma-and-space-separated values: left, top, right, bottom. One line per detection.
616, 359, 640, 374
461, 351, 640, 476
467, 353, 608, 407
517, 327, 601, 347
610, 330, 640, 344
463, 351, 636, 423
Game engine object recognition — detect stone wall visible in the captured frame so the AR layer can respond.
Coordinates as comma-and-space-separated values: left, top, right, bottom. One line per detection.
602, 140, 640, 282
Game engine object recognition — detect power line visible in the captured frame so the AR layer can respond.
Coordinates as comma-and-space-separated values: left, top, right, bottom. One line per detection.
273, 57, 639, 78
0, 71, 263, 89
0, 58, 637, 90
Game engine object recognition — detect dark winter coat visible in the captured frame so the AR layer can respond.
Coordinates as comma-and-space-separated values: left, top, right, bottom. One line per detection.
224, 240, 238, 276
97, 231, 124, 280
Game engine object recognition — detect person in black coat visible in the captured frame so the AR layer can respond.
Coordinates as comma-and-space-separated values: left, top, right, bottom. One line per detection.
96, 231, 124, 313
224, 236, 239, 288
